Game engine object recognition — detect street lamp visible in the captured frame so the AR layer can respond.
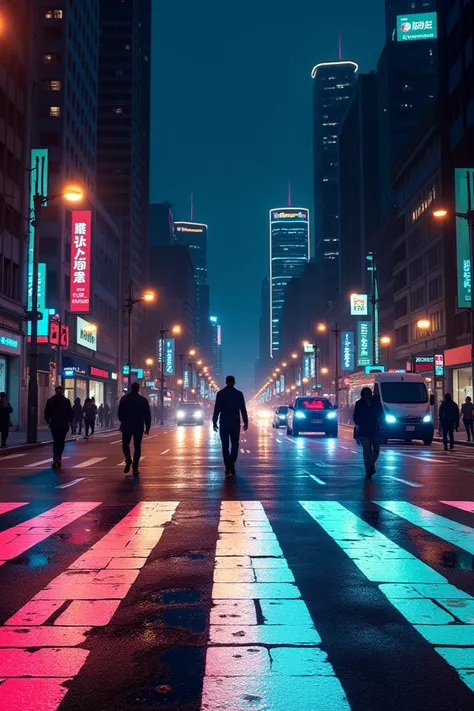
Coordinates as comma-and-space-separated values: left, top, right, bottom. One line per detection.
27, 183, 84, 444
316, 322, 341, 407
380, 336, 391, 369
124, 283, 156, 386
159, 323, 181, 425
417, 319, 431, 332
321, 367, 329, 375
83, 323, 97, 334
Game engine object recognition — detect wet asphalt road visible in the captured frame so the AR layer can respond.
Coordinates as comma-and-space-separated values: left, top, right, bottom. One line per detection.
0, 421, 473, 710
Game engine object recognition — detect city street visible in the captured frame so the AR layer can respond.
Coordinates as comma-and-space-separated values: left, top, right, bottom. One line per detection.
0, 422, 473, 709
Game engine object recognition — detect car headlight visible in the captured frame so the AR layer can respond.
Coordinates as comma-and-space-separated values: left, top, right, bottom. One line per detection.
194, 411, 203, 419
177, 411, 185, 419
279, 415, 286, 419
327, 412, 337, 420
295, 411, 306, 420
385, 414, 396, 424
423, 414, 432, 423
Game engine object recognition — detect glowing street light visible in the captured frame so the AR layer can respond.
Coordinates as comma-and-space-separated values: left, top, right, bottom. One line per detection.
63, 185, 83, 202
317, 323, 327, 333
291, 352, 298, 360
433, 208, 448, 219
417, 319, 431, 331
145, 358, 154, 367
189, 348, 197, 357
142, 290, 156, 303
83, 323, 97, 334
380, 336, 391, 346
321, 367, 329, 375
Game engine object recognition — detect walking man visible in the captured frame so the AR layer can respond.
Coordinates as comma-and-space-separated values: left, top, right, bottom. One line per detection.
118, 382, 151, 476
72, 397, 83, 436
461, 395, 474, 441
213, 375, 248, 477
439, 393, 460, 451
83, 398, 96, 439
0, 392, 13, 448
44, 385, 73, 469
353, 387, 383, 479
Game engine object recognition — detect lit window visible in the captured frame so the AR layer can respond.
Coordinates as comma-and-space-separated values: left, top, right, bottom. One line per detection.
113, 107, 123, 113
43, 54, 59, 64
43, 79, 61, 91
45, 9, 63, 19
49, 106, 61, 117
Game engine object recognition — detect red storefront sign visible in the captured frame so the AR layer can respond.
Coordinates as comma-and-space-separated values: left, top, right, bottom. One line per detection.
90, 366, 109, 379
70, 211, 91, 313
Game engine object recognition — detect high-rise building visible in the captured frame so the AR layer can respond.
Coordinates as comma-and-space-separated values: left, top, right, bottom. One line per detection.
269, 208, 310, 358
174, 221, 208, 285
210, 316, 222, 377
149, 202, 175, 246
97, 0, 151, 359
255, 277, 270, 383
378, 0, 438, 216
312, 60, 358, 310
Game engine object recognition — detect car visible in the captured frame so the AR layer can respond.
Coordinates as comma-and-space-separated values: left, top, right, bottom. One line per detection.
286, 397, 338, 437
272, 406, 289, 428
175, 402, 204, 425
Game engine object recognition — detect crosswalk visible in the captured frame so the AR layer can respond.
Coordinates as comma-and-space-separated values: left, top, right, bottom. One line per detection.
0, 499, 474, 708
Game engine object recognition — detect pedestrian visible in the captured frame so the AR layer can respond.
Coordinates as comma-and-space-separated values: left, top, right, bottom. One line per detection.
118, 381, 151, 476
104, 403, 111, 428
439, 393, 460, 451
212, 375, 248, 477
0, 392, 13, 448
83, 397, 96, 439
461, 395, 474, 442
44, 385, 73, 469
72, 397, 83, 436
353, 387, 383, 479
98, 404, 104, 427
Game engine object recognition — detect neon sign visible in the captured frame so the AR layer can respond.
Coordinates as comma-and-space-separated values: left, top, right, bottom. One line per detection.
70, 211, 91, 312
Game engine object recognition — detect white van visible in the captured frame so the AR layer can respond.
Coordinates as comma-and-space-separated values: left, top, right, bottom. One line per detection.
373, 373, 434, 445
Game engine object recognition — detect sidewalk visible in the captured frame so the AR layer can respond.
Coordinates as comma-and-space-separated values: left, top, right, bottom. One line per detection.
0, 425, 120, 455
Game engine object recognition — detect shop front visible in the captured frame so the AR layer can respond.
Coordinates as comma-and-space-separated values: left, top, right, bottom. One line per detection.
0, 328, 22, 428
445, 345, 472, 403
63, 358, 118, 407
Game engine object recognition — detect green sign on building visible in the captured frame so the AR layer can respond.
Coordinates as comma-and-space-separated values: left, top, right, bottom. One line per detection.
397, 12, 437, 42
357, 321, 372, 367
455, 168, 473, 309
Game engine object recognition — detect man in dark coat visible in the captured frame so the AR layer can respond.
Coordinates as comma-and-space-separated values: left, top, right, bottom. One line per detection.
118, 382, 151, 475
439, 393, 460, 451
353, 387, 383, 478
213, 375, 248, 477
0, 392, 13, 448
44, 385, 73, 468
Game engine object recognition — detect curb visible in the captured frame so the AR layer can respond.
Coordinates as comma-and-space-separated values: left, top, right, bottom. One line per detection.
0, 437, 79, 455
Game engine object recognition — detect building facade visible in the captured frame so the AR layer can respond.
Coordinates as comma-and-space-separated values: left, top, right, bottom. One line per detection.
149, 202, 175, 246
312, 60, 358, 311
174, 221, 208, 285
269, 208, 310, 358
210, 316, 222, 378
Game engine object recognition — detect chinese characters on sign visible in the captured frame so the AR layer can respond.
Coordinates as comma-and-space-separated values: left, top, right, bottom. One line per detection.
397, 12, 437, 41
357, 321, 372, 367
70, 211, 91, 313
164, 339, 175, 376
341, 331, 354, 371
350, 294, 368, 316
455, 169, 474, 308
183, 370, 190, 389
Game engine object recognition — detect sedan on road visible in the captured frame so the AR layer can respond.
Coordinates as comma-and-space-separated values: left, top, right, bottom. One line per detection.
272, 406, 289, 428
287, 397, 338, 437
176, 402, 205, 425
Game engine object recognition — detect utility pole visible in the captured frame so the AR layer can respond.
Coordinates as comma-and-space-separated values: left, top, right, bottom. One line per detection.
26, 192, 42, 443
334, 323, 341, 408
367, 250, 379, 365
159, 325, 166, 426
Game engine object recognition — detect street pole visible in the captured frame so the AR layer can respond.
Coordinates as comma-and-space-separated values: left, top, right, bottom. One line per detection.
27, 193, 42, 443
179, 353, 185, 402
160, 325, 165, 426
368, 250, 379, 365
126, 280, 133, 388
315, 343, 320, 393
464, 170, 474, 400
334, 322, 340, 408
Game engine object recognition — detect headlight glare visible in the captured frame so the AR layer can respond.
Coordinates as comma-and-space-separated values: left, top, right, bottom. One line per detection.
327, 412, 337, 420
177, 410, 185, 419
295, 411, 306, 420
385, 414, 396, 424
423, 414, 432, 423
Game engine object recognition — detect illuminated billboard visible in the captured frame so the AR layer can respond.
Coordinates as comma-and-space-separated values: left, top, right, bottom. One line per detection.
350, 294, 368, 316
357, 321, 372, 367
70, 211, 91, 312
455, 168, 473, 309
397, 13, 437, 42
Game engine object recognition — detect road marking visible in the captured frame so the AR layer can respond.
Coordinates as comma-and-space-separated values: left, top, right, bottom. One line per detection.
160, 449, 170, 455
118, 457, 145, 466
299, 500, 474, 695
240, 448, 245, 454
110, 440, 122, 445
24, 457, 69, 468
276, 439, 282, 443
309, 474, 327, 486
246, 449, 251, 454
73, 458, 106, 469
0, 503, 28, 514
0, 502, 179, 710
147, 434, 157, 440
56, 478, 86, 490
0, 454, 28, 461
351, 449, 358, 454
442, 501, 474, 514
314, 462, 328, 468
384, 475, 423, 488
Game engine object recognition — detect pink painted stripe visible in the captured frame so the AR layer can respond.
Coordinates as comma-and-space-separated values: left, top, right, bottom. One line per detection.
0, 502, 178, 710
441, 501, 474, 514
0, 502, 101, 562
0, 503, 27, 516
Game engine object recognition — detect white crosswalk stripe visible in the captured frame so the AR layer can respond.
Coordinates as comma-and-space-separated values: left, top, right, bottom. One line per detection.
24, 457, 69, 468
72, 457, 106, 468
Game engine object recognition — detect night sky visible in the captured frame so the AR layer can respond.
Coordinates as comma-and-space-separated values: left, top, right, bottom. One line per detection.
150, 0, 385, 394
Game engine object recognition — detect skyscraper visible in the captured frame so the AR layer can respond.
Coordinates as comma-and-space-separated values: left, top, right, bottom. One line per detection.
210, 316, 222, 378
174, 221, 208, 285
149, 202, 175, 246
312, 60, 358, 310
269, 208, 310, 358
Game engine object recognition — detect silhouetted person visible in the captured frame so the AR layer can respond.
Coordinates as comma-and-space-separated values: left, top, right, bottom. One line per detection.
439, 393, 459, 451
83, 398, 96, 438
104, 403, 111, 428
461, 396, 474, 441
213, 375, 248, 477
98, 404, 104, 427
0, 392, 12, 448
44, 385, 73, 468
72, 397, 83, 435
118, 381, 151, 476
353, 387, 383, 479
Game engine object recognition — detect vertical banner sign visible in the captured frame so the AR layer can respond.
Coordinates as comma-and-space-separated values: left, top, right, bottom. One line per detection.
164, 338, 175, 376
280, 374, 285, 393
183, 369, 190, 390
357, 321, 372, 367
434, 353, 445, 377
310, 354, 316, 378
200, 378, 205, 396
192, 369, 197, 388
27, 264, 48, 336
341, 331, 354, 371
455, 168, 473, 309
303, 355, 311, 378
157, 338, 163, 363
70, 211, 91, 312
276, 379, 281, 394
28, 149, 49, 311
